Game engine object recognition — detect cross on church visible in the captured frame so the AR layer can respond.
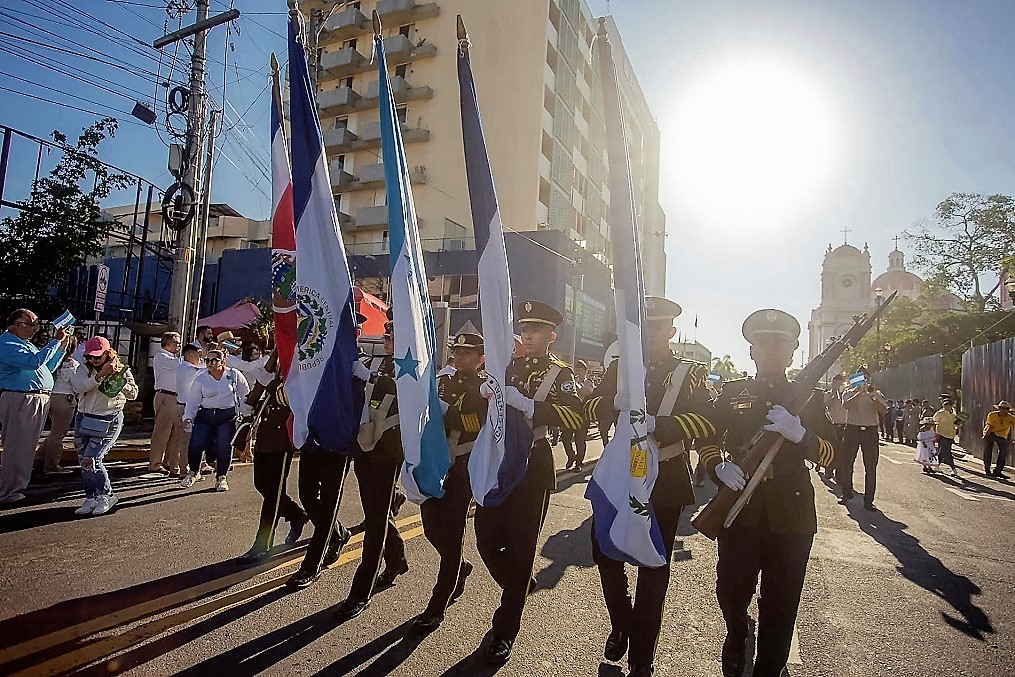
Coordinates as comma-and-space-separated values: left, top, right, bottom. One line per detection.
841, 225, 851, 244
893, 235, 901, 250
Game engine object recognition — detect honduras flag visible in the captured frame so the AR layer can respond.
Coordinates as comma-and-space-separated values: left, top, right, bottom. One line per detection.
456, 17, 534, 507
284, 15, 363, 453
375, 28, 450, 502
584, 19, 666, 568
849, 372, 866, 387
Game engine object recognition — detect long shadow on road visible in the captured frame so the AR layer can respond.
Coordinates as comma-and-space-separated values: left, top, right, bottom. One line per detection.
845, 502, 994, 640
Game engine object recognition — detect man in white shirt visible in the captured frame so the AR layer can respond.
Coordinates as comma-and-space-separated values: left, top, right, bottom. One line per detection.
149, 332, 183, 475
175, 344, 205, 474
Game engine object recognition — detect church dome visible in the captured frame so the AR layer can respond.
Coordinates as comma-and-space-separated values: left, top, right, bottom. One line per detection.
828, 244, 864, 257
872, 269, 923, 299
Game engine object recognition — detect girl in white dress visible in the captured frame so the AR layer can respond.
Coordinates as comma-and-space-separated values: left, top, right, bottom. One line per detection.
915, 417, 940, 474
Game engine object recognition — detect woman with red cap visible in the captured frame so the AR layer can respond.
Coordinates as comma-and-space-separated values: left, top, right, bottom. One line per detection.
68, 336, 138, 516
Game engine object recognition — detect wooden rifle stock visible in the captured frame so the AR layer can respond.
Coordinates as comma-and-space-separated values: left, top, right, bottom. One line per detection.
691, 293, 897, 540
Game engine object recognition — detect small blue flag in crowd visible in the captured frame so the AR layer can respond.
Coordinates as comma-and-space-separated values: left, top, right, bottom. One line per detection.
375, 28, 450, 503
849, 372, 866, 387
52, 311, 75, 330
457, 19, 534, 507
708, 372, 722, 384
585, 19, 666, 568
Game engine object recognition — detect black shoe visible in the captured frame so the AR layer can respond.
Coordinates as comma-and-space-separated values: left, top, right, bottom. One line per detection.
450, 559, 473, 603
286, 516, 308, 545
628, 665, 653, 677
235, 547, 269, 565
573, 462, 583, 473
996, 473, 1010, 480
864, 502, 879, 512
838, 492, 854, 505
376, 559, 409, 587
413, 610, 444, 633
391, 489, 407, 517
286, 567, 319, 589
486, 637, 513, 665
333, 598, 369, 622
323, 524, 352, 568
604, 629, 628, 662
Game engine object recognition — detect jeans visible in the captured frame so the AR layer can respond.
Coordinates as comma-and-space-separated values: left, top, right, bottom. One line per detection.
75, 411, 124, 498
188, 407, 236, 477
983, 434, 1009, 475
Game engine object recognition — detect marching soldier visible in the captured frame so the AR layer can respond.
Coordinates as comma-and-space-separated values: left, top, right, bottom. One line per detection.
413, 332, 487, 632
475, 300, 585, 665
333, 312, 408, 621
584, 296, 717, 677
700, 309, 838, 677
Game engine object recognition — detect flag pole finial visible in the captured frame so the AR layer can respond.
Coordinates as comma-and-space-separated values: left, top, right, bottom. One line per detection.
288, 0, 299, 19
372, 9, 382, 36
457, 15, 468, 40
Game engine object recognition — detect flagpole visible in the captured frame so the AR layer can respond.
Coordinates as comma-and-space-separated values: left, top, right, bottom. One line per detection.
270, 53, 284, 139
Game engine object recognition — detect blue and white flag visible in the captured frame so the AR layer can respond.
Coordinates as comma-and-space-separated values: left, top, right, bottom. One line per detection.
457, 23, 534, 507
284, 15, 363, 453
849, 372, 866, 387
52, 310, 75, 330
375, 31, 450, 503
584, 19, 666, 568
708, 372, 722, 384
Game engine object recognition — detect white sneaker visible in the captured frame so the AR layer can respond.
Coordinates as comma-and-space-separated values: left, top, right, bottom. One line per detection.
215, 476, 229, 492
180, 471, 199, 488
91, 495, 117, 515
74, 498, 98, 515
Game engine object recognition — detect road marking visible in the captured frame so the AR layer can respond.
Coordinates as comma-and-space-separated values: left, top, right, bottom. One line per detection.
944, 487, 979, 501
788, 622, 802, 664
0, 513, 423, 671
882, 457, 905, 465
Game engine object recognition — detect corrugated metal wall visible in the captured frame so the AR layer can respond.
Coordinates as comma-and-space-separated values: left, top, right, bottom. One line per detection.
960, 338, 1015, 454
873, 354, 944, 403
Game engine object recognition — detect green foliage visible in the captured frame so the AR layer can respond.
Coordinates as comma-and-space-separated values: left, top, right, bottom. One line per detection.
0, 119, 131, 317
904, 193, 1015, 312
711, 354, 742, 379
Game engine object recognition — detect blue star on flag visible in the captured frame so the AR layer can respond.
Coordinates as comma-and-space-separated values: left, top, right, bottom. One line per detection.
394, 347, 420, 380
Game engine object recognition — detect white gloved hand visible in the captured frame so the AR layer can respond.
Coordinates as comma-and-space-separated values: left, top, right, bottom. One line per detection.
645, 414, 656, 433
614, 392, 630, 411
504, 385, 535, 418
351, 359, 371, 382
763, 404, 806, 444
479, 381, 493, 399
183, 419, 194, 433
715, 461, 747, 491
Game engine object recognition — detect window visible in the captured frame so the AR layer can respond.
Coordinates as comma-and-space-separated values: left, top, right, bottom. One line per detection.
546, 42, 558, 74
543, 85, 555, 115
427, 275, 479, 309
541, 131, 553, 159
336, 154, 346, 170
395, 63, 408, 78
539, 177, 551, 207
335, 117, 348, 130
342, 76, 354, 89
396, 106, 408, 124
343, 38, 357, 50
399, 24, 413, 37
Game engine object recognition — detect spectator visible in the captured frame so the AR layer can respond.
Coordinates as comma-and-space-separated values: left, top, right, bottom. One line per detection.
932, 395, 960, 477
903, 400, 920, 446
192, 325, 215, 356
880, 400, 894, 441
149, 332, 183, 475
69, 337, 138, 516
982, 401, 1015, 479
823, 374, 847, 479
36, 338, 80, 475
0, 309, 69, 505
562, 359, 591, 472
227, 340, 268, 464
892, 400, 905, 444
839, 367, 888, 511
920, 399, 935, 419
175, 344, 204, 477
71, 328, 88, 363
181, 349, 250, 491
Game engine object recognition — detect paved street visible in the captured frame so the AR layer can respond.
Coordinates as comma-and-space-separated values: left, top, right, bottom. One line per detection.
1, 439, 1013, 676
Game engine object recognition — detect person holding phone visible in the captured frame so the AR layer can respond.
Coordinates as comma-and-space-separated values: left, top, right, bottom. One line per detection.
69, 337, 138, 516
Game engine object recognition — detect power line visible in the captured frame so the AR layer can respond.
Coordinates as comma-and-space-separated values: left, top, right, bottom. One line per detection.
0, 44, 154, 104
0, 84, 150, 129
0, 31, 170, 86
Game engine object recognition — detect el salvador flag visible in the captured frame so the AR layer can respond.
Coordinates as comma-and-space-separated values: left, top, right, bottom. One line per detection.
375, 30, 450, 502
457, 19, 534, 507
284, 14, 363, 453
584, 19, 666, 568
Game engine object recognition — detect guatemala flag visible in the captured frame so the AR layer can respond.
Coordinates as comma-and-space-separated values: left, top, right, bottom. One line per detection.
457, 19, 534, 507
584, 19, 666, 568
284, 15, 363, 453
270, 53, 297, 380
375, 29, 450, 502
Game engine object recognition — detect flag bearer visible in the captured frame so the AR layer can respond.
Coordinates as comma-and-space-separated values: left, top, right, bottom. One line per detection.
413, 332, 487, 633
584, 296, 717, 677
476, 300, 585, 664
333, 311, 408, 621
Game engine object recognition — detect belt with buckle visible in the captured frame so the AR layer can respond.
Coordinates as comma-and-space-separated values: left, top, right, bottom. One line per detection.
156, 389, 177, 396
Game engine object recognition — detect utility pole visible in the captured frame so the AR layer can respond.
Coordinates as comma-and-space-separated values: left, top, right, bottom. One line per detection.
187, 108, 218, 336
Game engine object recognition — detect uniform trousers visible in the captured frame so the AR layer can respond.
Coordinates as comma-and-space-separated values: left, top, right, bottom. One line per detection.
251, 451, 307, 551
983, 434, 1009, 475
893, 418, 904, 443
562, 426, 588, 466
298, 448, 350, 572
474, 442, 552, 640
420, 452, 473, 615
591, 497, 683, 667
150, 391, 183, 471
347, 453, 405, 603
37, 393, 75, 472
839, 424, 880, 504
0, 392, 50, 503
717, 519, 814, 677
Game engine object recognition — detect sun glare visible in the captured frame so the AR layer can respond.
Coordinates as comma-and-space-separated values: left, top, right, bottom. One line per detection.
667, 59, 837, 226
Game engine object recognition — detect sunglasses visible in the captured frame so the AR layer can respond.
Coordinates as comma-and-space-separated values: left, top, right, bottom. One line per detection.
85, 355, 106, 362
205, 357, 222, 364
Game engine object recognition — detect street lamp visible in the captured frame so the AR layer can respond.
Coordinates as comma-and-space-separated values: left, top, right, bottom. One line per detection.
874, 287, 884, 368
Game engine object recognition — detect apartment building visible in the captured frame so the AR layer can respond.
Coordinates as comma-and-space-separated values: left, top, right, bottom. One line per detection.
303, 0, 667, 299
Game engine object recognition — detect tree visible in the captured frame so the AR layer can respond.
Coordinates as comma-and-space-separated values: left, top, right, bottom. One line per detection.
0, 119, 131, 318
711, 354, 741, 380
904, 193, 1015, 313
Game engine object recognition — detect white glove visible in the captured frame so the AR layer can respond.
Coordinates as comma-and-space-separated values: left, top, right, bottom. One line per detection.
645, 414, 656, 433
763, 405, 806, 444
614, 392, 630, 411
504, 385, 535, 418
479, 381, 493, 399
715, 461, 747, 491
351, 359, 371, 382
183, 419, 194, 433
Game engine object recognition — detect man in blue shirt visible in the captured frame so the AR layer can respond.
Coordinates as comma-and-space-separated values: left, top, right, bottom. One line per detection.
0, 308, 69, 505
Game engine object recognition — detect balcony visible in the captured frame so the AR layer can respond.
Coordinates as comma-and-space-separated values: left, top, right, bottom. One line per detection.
354, 205, 389, 229
357, 122, 430, 148
329, 168, 355, 190
376, 0, 440, 26
340, 163, 427, 192
318, 86, 361, 115
323, 127, 357, 151
320, 6, 370, 41
364, 76, 434, 107
381, 33, 437, 62
319, 47, 368, 79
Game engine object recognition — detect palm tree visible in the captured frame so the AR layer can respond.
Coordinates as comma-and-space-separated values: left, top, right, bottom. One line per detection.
711, 355, 740, 379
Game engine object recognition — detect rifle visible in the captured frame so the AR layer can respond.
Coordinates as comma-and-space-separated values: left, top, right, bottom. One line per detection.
691, 292, 897, 540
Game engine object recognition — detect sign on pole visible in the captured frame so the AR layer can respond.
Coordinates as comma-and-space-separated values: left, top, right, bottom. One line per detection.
94, 264, 109, 313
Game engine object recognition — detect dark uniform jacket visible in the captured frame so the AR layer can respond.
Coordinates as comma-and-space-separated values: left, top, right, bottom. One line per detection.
586, 353, 716, 508
365, 355, 404, 464
438, 370, 488, 446
704, 376, 838, 534
252, 378, 294, 454
506, 354, 585, 490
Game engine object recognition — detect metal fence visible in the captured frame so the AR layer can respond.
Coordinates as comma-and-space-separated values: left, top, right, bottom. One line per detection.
872, 354, 944, 403
960, 338, 1015, 453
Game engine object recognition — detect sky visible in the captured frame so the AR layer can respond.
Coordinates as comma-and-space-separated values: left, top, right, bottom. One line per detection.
2, 0, 1014, 370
